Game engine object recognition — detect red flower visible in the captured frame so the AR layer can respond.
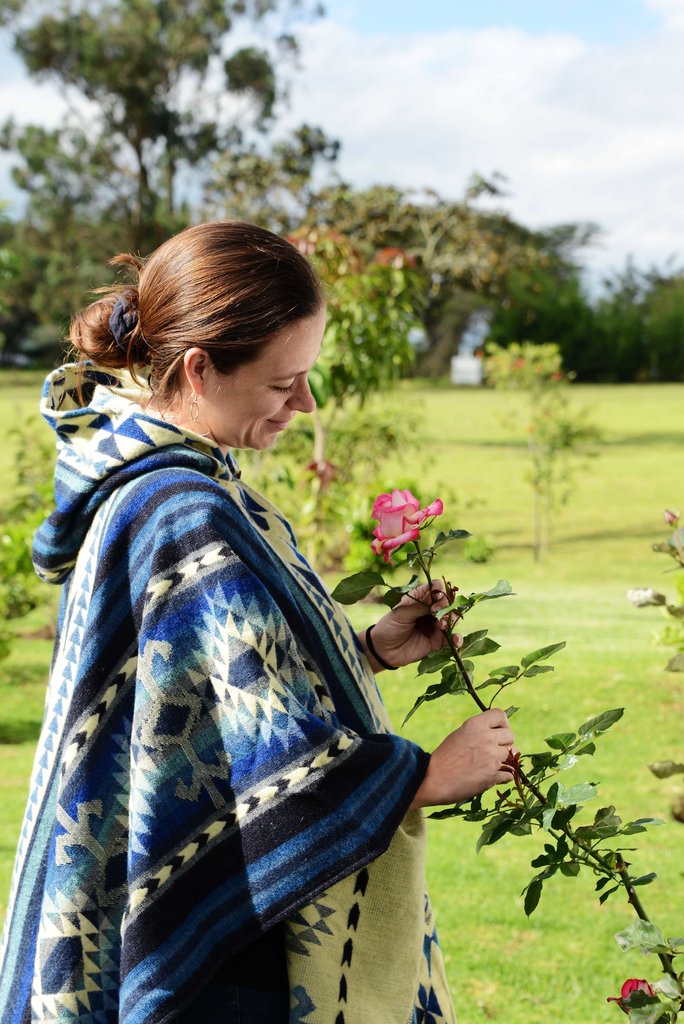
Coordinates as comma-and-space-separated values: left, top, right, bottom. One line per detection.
607, 978, 657, 1013
664, 508, 679, 526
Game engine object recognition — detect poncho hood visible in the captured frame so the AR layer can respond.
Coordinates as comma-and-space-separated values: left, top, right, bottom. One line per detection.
33, 362, 241, 584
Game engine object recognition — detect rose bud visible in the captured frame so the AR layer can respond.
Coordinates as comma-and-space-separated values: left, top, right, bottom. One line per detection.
607, 978, 657, 1013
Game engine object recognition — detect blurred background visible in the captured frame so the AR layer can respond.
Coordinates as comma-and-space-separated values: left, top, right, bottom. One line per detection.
0, 4, 683, 1022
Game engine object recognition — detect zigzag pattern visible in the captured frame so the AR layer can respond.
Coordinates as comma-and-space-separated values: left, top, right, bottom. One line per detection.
0, 364, 451, 1024
123, 732, 354, 925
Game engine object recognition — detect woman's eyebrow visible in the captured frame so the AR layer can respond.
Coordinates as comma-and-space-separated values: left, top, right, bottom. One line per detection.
271, 369, 306, 380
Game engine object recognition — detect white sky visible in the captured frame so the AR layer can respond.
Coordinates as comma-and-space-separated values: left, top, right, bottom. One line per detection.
1, 0, 683, 283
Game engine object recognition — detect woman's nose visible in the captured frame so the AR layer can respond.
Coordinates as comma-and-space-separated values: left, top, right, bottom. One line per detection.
287, 378, 316, 413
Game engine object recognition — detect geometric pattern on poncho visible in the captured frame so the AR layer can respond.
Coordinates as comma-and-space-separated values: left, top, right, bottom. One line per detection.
0, 363, 454, 1024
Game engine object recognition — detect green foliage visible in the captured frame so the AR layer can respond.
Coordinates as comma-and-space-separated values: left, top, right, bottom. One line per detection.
334, 502, 684, 1019
0, 417, 55, 661
0, 0, 325, 355
486, 257, 684, 385
461, 534, 496, 563
487, 265, 600, 381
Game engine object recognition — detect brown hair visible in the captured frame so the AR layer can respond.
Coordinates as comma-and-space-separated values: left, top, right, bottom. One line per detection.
70, 220, 324, 401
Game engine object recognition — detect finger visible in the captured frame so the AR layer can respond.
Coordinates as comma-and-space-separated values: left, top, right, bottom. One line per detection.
487, 708, 513, 728
495, 729, 515, 747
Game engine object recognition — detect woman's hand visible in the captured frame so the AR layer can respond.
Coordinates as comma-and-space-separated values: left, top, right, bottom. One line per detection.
360, 582, 454, 671
410, 708, 516, 809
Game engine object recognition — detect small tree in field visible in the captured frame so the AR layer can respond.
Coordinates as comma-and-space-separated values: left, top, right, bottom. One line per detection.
484, 342, 598, 560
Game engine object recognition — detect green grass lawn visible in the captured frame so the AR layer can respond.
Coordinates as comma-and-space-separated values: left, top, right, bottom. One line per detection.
1, 370, 682, 1021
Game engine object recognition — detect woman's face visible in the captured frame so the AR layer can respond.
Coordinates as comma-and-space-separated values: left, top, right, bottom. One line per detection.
197, 307, 326, 451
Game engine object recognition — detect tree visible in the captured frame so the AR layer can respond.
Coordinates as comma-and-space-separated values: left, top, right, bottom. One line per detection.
249, 177, 598, 376
0, 0, 326, 352
486, 265, 599, 380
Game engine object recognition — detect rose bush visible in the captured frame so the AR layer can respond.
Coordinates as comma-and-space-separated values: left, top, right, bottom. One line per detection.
333, 491, 684, 1022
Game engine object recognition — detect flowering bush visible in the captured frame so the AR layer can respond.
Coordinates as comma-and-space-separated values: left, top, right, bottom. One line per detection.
334, 492, 684, 1022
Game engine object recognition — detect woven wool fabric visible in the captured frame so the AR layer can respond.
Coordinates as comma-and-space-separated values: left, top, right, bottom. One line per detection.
0, 364, 455, 1024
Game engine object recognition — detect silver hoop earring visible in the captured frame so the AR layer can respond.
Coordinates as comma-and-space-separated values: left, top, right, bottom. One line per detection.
190, 392, 200, 422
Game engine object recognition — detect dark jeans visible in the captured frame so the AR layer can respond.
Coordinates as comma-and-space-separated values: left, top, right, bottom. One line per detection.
176, 981, 290, 1024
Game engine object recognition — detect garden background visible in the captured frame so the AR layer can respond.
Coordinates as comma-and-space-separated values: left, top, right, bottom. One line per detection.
0, 1, 683, 1021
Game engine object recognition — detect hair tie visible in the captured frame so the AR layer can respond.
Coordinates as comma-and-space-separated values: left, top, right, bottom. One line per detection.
365, 625, 398, 671
109, 292, 139, 351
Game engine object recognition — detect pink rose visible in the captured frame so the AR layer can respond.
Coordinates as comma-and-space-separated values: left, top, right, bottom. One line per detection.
371, 489, 444, 563
664, 508, 679, 526
607, 978, 657, 1014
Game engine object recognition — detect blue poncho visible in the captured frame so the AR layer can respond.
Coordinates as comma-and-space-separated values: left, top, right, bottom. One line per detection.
0, 364, 454, 1024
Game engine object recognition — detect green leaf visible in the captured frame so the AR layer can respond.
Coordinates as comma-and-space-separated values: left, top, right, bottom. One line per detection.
631, 871, 657, 887
430, 528, 471, 552
522, 664, 555, 677
545, 732, 577, 751
476, 814, 518, 852
461, 636, 501, 658
620, 991, 670, 1024
649, 760, 684, 778
307, 364, 330, 406
381, 575, 420, 608
578, 708, 624, 738
504, 705, 519, 718
598, 884, 620, 904
583, 806, 621, 838
416, 647, 454, 675
615, 920, 668, 955
331, 571, 384, 604
654, 976, 681, 1001
521, 641, 566, 669
473, 579, 514, 603
524, 877, 543, 916
488, 664, 520, 679
556, 781, 598, 807
560, 861, 580, 877
622, 817, 664, 835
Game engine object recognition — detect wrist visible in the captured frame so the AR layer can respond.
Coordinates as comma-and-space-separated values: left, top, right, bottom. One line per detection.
364, 624, 398, 672
409, 754, 434, 810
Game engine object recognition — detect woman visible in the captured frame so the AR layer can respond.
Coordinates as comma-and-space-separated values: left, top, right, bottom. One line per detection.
0, 221, 514, 1024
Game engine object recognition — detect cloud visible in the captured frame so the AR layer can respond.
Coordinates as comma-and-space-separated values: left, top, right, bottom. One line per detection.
1, 12, 683, 279
644, 0, 684, 30
282, 17, 684, 276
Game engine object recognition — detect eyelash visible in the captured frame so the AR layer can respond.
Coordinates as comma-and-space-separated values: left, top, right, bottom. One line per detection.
271, 384, 295, 394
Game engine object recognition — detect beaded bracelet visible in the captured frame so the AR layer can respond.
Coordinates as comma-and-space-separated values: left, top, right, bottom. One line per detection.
364, 624, 398, 671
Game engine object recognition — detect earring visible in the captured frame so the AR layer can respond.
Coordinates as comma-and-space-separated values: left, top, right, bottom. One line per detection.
190, 392, 200, 422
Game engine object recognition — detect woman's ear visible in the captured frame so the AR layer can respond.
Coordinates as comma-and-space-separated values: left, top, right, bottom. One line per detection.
182, 347, 212, 395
